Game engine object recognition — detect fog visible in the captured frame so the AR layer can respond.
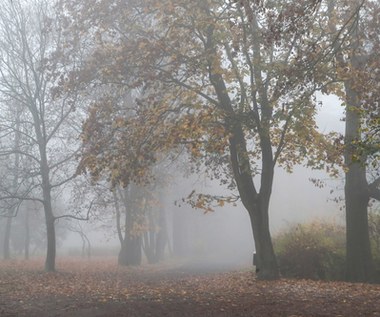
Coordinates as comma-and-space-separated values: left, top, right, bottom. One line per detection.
1, 1, 379, 316
0, 0, 352, 276
55, 94, 345, 273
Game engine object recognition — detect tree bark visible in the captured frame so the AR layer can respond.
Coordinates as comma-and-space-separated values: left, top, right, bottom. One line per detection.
344, 80, 374, 282
345, 170, 373, 282
229, 125, 279, 280
44, 210, 56, 271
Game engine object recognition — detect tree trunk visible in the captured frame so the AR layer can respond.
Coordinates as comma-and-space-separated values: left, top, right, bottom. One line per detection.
229, 123, 279, 280
81, 234, 86, 257
24, 211, 30, 260
34, 116, 56, 272
41, 166, 56, 272
84, 234, 91, 258
249, 204, 278, 279
118, 186, 142, 266
118, 234, 142, 266
3, 216, 12, 260
155, 204, 167, 262
344, 81, 374, 282
345, 169, 373, 282
4, 108, 21, 261
44, 210, 56, 271
143, 231, 156, 264
145, 212, 157, 264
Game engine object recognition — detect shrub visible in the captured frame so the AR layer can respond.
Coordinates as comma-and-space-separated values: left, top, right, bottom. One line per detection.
273, 220, 346, 280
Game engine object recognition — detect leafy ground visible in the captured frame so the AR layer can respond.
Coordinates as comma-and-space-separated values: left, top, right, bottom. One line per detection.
0, 257, 379, 317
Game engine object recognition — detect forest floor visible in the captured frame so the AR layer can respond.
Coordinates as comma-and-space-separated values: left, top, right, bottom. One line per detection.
0, 257, 379, 317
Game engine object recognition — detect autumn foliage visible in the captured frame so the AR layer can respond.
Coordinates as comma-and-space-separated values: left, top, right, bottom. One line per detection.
57, 0, 358, 281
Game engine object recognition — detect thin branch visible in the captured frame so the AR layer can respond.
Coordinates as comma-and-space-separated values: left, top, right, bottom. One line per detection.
159, 69, 220, 107
54, 200, 94, 221
50, 172, 77, 189
0, 149, 40, 164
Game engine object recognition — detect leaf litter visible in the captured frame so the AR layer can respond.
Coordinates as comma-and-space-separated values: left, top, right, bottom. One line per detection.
0, 258, 379, 317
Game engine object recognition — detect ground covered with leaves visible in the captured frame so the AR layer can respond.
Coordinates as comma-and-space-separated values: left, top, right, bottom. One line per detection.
0, 257, 379, 317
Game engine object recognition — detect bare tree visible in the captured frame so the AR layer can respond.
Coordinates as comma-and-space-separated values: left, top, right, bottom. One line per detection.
0, 0, 87, 271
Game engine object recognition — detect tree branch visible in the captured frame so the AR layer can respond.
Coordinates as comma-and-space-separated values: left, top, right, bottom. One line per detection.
54, 200, 94, 222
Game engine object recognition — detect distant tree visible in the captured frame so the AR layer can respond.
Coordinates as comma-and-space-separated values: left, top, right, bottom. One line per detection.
66, 221, 92, 258
112, 176, 169, 266
141, 179, 169, 264
1, 104, 22, 259
113, 185, 143, 266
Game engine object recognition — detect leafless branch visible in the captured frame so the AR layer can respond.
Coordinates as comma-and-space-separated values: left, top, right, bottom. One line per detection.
53, 199, 94, 221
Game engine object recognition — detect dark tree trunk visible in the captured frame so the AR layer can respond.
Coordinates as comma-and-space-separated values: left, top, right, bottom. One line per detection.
42, 168, 56, 272
229, 127, 279, 280
249, 205, 278, 279
345, 170, 373, 282
118, 234, 142, 266
344, 80, 374, 282
44, 211, 56, 271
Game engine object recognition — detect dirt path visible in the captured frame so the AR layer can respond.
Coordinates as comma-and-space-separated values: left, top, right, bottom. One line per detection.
0, 258, 379, 317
